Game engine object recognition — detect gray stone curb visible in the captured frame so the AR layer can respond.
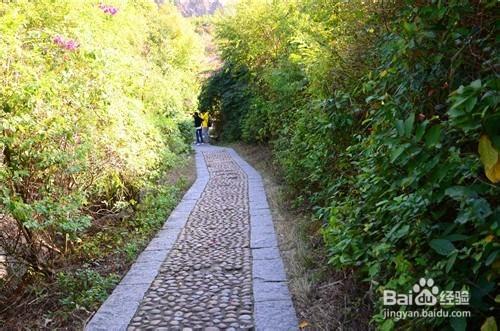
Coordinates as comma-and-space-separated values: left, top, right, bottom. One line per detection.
85, 148, 209, 331
226, 147, 299, 331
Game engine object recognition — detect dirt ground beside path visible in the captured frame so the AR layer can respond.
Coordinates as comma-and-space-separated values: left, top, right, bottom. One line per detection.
229, 143, 373, 331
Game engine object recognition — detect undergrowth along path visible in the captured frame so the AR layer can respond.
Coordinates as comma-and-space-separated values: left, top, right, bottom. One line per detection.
86, 145, 298, 331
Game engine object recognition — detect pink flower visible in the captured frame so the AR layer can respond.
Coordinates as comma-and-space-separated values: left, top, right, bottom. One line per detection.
98, 3, 118, 15
53, 35, 64, 46
53, 35, 79, 51
65, 40, 79, 51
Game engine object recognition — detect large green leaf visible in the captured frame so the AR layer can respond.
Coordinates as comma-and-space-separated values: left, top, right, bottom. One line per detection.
390, 144, 410, 163
415, 121, 428, 141
395, 119, 405, 137
424, 124, 441, 147
445, 252, 458, 272
404, 113, 415, 137
429, 239, 456, 256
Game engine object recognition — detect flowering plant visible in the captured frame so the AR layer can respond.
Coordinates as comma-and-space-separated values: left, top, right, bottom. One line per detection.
53, 34, 79, 51
98, 3, 118, 15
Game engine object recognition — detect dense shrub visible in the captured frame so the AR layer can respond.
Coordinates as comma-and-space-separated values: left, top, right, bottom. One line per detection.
57, 269, 120, 311
200, 0, 499, 328
0, 0, 201, 274
198, 64, 254, 141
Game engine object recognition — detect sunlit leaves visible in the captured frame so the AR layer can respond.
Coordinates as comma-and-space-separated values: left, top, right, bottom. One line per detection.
0, 0, 201, 263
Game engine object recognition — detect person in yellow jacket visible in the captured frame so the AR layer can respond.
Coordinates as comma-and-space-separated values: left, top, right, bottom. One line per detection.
201, 111, 209, 144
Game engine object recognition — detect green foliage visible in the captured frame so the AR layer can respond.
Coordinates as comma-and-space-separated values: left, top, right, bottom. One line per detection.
123, 241, 140, 263
204, 0, 499, 328
0, 0, 201, 269
178, 119, 197, 147
78, 159, 189, 261
133, 175, 187, 234
198, 65, 254, 141
57, 269, 119, 310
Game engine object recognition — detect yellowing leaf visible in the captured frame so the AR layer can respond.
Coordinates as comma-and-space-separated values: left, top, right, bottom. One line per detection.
479, 135, 498, 169
481, 317, 497, 331
485, 161, 500, 184
479, 135, 500, 183
485, 235, 495, 243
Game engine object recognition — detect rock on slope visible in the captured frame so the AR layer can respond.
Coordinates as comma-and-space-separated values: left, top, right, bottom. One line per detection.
174, 0, 224, 17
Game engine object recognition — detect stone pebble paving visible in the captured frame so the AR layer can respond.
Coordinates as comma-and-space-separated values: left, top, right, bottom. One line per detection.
127, 151, 254, 330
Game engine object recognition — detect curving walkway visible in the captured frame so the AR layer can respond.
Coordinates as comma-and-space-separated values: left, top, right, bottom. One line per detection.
86, 145, 298, 331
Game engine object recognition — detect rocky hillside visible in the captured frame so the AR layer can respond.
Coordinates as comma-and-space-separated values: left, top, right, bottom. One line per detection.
174, 0, 225, 17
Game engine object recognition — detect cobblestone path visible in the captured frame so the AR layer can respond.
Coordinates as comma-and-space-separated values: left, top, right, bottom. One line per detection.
87, 146, 298, 331
128, 151, 254, 330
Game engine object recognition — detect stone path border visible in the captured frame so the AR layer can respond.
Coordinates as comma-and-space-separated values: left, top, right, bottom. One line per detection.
225, 148, 298, 331
85, 150, 208, 331
86, 145, 298, 331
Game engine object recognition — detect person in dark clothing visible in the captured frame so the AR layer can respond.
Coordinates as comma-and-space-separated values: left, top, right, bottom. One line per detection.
193, 112, 203, 144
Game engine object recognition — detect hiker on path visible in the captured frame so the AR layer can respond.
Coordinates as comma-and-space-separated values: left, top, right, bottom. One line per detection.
193, 111, 203, 145
201, 111, 209, 144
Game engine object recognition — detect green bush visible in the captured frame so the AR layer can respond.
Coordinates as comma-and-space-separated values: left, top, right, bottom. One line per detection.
201, 0, 499, 328
0, 0, 201, 272
178, 119, 196, 147
57, 269, 119, 310
198, 65, 254, 141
